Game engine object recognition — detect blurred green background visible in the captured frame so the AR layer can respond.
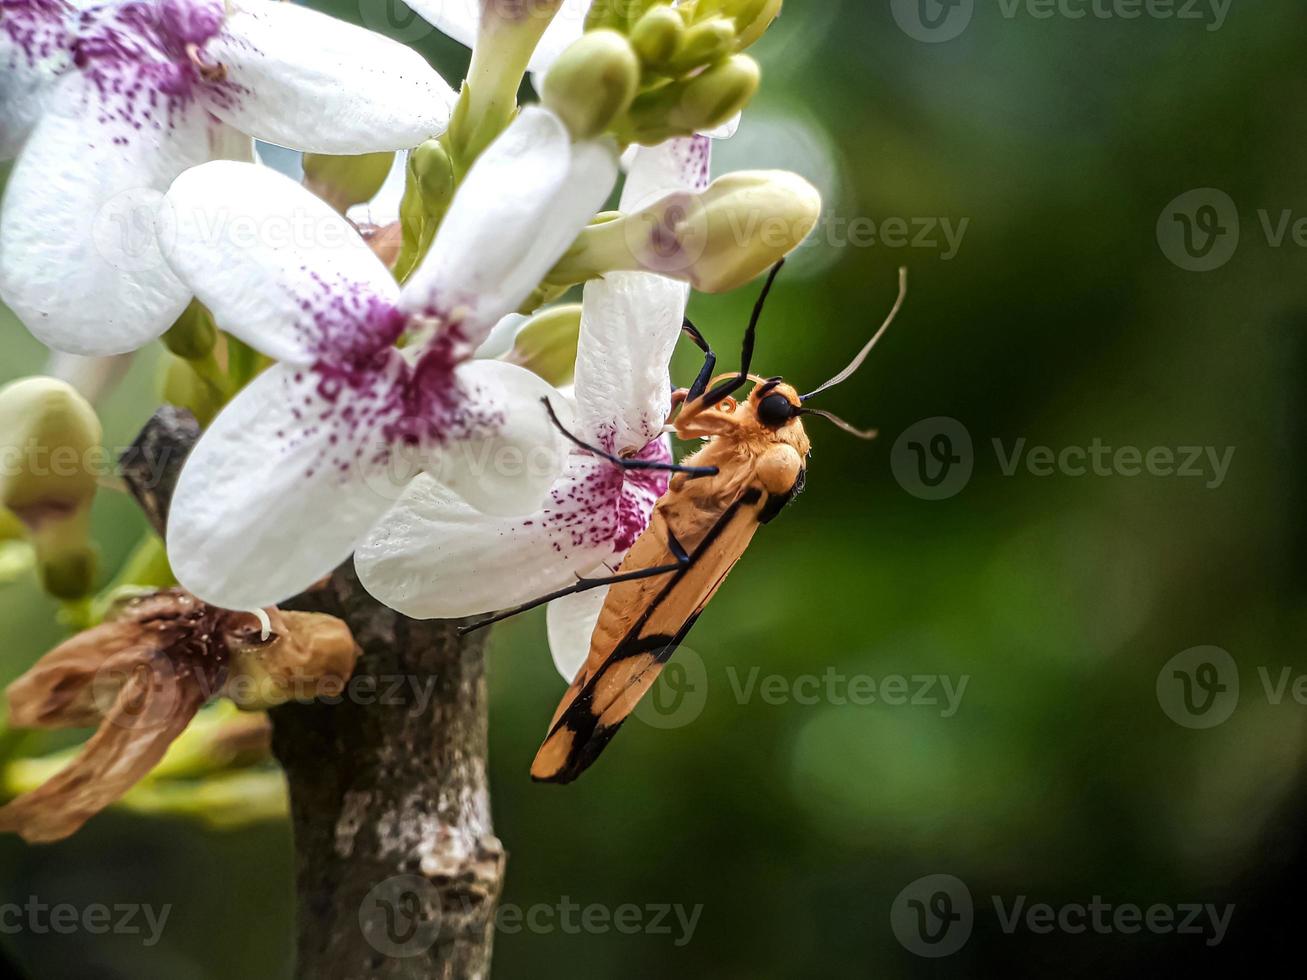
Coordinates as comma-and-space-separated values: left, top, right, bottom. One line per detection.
3, 0, 1305, 976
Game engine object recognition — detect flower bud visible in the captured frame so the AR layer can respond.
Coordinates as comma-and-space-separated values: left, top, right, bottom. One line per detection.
549, 170, 821, 293
410, 139, 455, 211
0, 378, 102, 598
630, 4, 683, 67
162, 298, 217, 361
543, 30, 641, 140
625, 54, 760, 142
733, 0, 783, 49
501, 304, 583, 387
303, 151, 394, 213
667, 17, 736, 73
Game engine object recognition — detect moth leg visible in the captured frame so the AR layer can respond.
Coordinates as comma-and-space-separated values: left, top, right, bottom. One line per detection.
681, 317, 717, 403
542, 398, 718, 478
458, 531, 693, 635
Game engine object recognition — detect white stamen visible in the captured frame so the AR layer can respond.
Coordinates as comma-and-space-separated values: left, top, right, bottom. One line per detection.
249, 607, 273, 640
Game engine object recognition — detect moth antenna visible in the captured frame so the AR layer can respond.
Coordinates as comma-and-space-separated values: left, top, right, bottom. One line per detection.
801, 267, 908, 401
799, 408, 879, 440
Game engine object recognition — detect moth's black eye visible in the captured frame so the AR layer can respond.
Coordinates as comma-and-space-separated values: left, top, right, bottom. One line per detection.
758, 392, 795, 428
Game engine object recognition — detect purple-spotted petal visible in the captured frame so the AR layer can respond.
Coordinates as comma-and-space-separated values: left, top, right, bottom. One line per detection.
570, 137, 712, 452
0, 0, 76, 158
399, 106, 618, 347
621, 135, 713, 210
201, 0, 455, 154
356, 436, 669, 620
573, 273, 687, 453
547, 577, 608, 682
160, 160, 402, 365
167, 360, 411, 610
0, 72, 209, 354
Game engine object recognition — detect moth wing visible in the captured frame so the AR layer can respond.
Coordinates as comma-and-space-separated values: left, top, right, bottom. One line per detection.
531, 476, 771, 783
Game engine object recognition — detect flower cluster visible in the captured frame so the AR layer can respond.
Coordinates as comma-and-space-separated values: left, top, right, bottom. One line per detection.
0, 0, 820, 832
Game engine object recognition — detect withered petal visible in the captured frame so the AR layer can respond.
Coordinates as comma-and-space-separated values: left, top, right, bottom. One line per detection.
0, 653, 207, 843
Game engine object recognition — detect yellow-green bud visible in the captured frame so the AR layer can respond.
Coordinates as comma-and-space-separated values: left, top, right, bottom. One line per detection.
625, 54, 759, 142
162, 299, 217, 361
735, 0, 782, 49
630, 4, 684, 67
0, 378, 103, 599
667, 17, 736, 73
548, 170, 821, 293
543, 30, 641, 140
302, 152, 394, 213
0, 378, 102, 525
502, 304, 583, 387
410, 139, 455, 211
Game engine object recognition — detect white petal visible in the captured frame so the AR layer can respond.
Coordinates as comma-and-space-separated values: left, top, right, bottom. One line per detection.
0, 0, 74, 158
357, 434, 668, 621
701, 113, 742, 140
0, 76, 207, 355
168, 361, 409, 610
426, 359, 570, 516
404, 0, 480, 49
357, 454, 618, 621
202, 0, 455, 154
473, 313, 528, 360
547, 579, 609, 682
160, 160, 401, 365
569, 137, 710, 451
574, 273, 686, 452
399, 107, 617, 345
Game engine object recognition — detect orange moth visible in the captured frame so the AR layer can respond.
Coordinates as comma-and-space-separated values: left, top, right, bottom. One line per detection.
467, 262, 908, 782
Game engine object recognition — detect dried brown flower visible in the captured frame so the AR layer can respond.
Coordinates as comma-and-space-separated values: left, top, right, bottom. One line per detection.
0, 589, 358, 843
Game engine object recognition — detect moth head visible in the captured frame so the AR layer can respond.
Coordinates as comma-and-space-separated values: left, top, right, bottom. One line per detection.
750, 378, 803, 430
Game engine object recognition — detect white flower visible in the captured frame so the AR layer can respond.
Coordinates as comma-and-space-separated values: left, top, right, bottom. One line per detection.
0, 0, 456, 356
355, 135, 714, 681
160, 106, 619, 611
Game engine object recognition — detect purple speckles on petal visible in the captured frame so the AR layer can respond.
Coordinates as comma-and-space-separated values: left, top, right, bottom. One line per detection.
159, 0, 222, 46
539, 437, 671, 559
2, 0, 74, 69
276, 287, 503, 484
678, 135, 712, 192
67, 0, 227, 132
